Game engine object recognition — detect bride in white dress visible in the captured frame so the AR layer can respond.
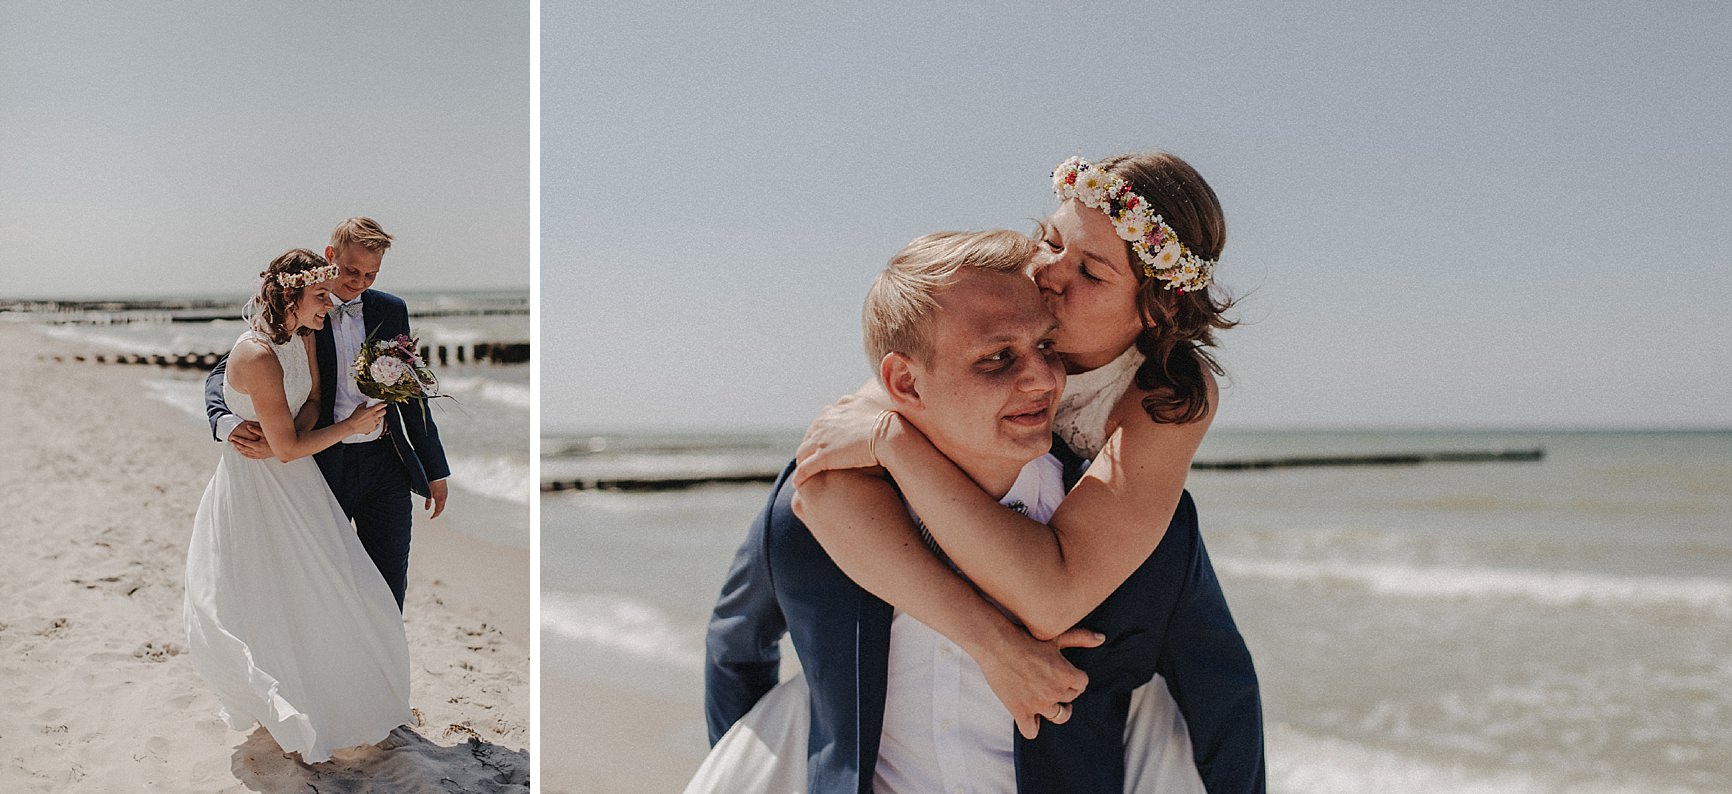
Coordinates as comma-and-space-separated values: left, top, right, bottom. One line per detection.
184, 248, 409, 764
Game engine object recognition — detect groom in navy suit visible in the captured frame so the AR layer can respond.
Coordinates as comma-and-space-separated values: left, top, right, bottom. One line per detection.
205, 217, 450, 610
705, 231, 1264, 793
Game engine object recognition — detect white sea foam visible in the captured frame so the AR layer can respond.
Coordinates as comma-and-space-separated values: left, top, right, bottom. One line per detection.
540, 592, 705, 671
1267, 723, 1697, 794
438, 375, 530, 410
142, 377, 207, 422
447, 454, 531, 505
1217, 558, 1732, 616
37, 324, 161, 354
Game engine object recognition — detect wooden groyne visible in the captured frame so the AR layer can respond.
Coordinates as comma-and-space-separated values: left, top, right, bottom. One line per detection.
542, 473, 781, 493
1188, 448, 1544, 470
42, 352, 226, 370
539, 448, 1546, 493
42, 341, 530, 370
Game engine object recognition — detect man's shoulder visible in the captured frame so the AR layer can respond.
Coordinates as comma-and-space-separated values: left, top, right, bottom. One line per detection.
757, 465, 846, 570
761, 466, 806, 543
364, 289, 408, 311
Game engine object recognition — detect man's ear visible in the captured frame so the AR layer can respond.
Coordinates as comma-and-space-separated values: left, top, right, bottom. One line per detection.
879, 352, 921, 409
324, 245, 337, 264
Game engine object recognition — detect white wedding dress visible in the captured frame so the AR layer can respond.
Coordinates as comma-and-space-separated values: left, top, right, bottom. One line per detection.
183, 328, 412, 763
689, 348, 1204, 793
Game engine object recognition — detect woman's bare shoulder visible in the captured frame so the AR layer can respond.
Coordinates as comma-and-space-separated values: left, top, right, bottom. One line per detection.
1107, 366, 1217, 442
226, 337, 281, 384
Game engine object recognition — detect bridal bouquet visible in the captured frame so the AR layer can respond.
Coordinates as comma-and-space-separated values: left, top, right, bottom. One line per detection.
354, 333, 440, 404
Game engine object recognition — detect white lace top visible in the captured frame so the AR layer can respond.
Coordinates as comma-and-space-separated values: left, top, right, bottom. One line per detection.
1053, 345, 1145, 460
223, 328, 313, 422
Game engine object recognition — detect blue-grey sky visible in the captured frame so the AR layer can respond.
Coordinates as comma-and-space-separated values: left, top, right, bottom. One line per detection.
551, 2, 1730, 431
0, 1, 529, 299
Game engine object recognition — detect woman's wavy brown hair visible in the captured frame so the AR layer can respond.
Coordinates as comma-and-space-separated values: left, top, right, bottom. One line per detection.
1097, 151, 1237, 424
248, 248, 328, 345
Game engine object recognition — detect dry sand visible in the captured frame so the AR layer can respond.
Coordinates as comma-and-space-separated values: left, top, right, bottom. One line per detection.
0, 323, 530, 792
540, 670, 710, 793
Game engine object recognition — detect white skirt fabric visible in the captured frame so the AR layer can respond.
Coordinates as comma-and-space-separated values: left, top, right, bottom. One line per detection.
183, 447, 412, 763
687, 672, 1205, 793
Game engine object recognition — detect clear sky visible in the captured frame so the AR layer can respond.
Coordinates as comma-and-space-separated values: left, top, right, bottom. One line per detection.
0, 1, 530, 299
543, 1, 1731, 432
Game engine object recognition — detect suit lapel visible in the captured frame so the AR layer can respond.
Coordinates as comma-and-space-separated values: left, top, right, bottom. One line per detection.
1050, 433, 1088, 491
855, 590, 894, 790
315, 323, 338, 428
360, 289, 384, 342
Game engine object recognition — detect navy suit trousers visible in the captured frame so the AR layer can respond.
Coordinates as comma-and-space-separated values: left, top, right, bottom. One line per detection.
320, 437, 413, 610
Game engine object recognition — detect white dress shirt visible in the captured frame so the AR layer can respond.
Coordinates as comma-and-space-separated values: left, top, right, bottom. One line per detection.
215, 409, 245, 442
873, 453, 1068, 794
331, 295, 383, 443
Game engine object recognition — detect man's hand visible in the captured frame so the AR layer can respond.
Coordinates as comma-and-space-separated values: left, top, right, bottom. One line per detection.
227, 421, 274, 459
424, 478, 449, 519
974, 625, 1104, 740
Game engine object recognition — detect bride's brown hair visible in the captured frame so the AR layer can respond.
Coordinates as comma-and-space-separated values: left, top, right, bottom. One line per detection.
1097, 151, 1237, 424
250, 249, 328, 345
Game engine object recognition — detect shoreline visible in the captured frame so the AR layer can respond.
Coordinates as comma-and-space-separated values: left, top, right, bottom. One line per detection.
0, 324, 529, 791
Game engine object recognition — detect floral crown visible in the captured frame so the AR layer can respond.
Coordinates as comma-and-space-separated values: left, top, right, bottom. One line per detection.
1052, 156, 1215, 292
274, 263, 339, 290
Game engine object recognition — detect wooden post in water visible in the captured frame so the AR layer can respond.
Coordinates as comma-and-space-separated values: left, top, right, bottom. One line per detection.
539, 449, 1547, 493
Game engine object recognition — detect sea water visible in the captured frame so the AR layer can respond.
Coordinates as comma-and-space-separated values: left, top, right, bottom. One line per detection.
541, 429, 1732, 791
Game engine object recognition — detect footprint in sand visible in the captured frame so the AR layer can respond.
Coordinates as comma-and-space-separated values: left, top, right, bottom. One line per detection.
71, 573, 144, 597
459, 623, 503, 653
133, 641, 184, 662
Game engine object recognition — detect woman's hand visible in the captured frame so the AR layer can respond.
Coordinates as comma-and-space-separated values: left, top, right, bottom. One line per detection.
793, 391, 895, 486
975, 625, 1105, 740
341, 401, 389, 435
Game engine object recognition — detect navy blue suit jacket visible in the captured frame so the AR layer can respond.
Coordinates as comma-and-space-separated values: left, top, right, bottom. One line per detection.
704, 447, 1265, 793
203, 289, 449, 497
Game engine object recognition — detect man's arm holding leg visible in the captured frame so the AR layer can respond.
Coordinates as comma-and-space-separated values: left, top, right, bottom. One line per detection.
703, 472, 791, 745
1157, 494, 1266, 794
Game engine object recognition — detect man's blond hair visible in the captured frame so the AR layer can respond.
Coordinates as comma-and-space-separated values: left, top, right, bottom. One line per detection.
329, 216, 394, 253
862, 229, 1038, 368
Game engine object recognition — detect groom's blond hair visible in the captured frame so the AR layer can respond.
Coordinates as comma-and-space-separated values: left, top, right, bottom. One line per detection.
862, 229, 1037, 369
329, 216, 394, 253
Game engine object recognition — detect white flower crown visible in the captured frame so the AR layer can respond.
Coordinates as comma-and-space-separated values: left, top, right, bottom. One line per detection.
1052, 157, 1215, 292
275, 263, 339, 289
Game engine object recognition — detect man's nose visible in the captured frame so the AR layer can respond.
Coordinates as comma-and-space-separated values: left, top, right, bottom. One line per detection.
1015, 350, 1059, 393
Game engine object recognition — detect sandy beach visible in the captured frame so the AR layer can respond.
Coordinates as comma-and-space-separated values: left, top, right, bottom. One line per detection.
0, 323, 530, 792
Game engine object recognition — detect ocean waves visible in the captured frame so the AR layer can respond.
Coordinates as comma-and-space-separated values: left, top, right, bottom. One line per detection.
540, 592, 706, 672
1217, 557, 1732, 617
446, 454, 530, 505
